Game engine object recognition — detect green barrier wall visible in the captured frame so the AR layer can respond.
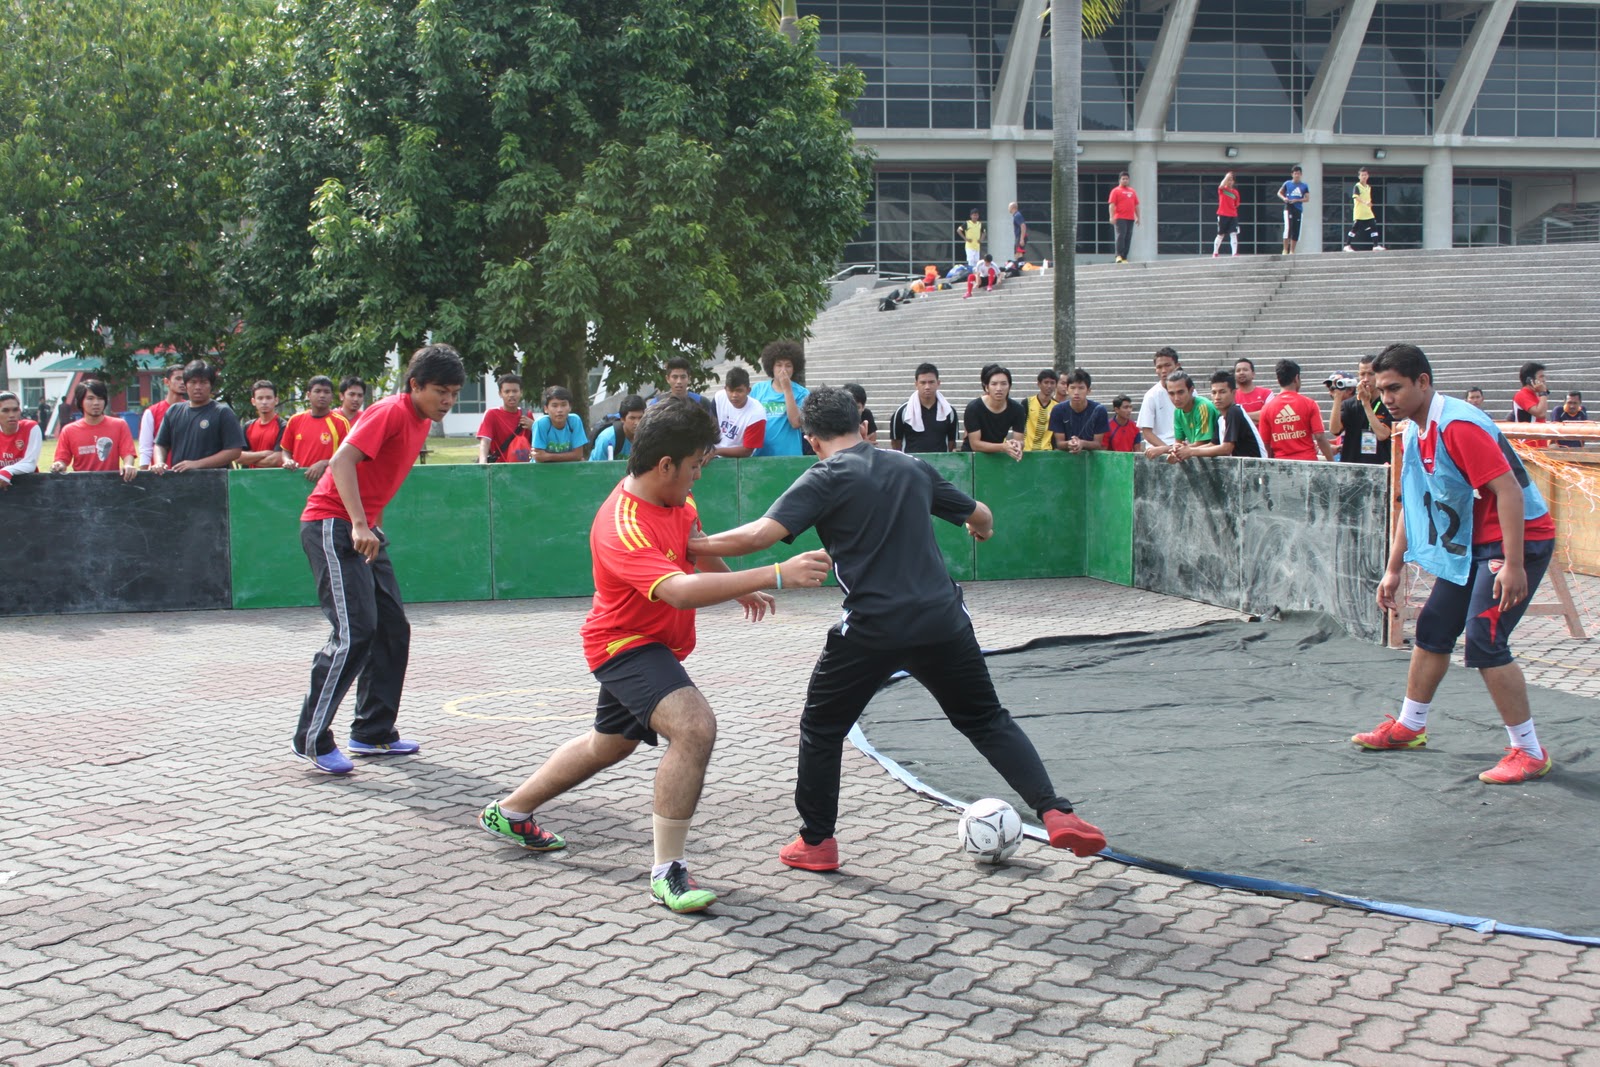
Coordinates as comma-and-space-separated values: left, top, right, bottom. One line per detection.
229, 453, 1138, 610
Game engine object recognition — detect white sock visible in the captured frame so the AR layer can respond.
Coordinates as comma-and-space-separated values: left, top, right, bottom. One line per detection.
651, 860, 682, 880
1398, 698, 1430, 732
1230, 233, 1239, 254
1506, 719, 1541, 757
498, 804, 533, 821
1213, 236, 1223, 254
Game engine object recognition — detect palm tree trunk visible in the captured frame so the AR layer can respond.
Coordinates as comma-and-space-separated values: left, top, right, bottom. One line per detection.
1050, 1, 1082, 374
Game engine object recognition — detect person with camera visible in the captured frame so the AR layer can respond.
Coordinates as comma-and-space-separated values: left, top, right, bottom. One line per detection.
1329, 356, 1394, 465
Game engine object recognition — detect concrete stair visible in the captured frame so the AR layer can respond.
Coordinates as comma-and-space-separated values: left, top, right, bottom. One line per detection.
800, 244, 1600, 423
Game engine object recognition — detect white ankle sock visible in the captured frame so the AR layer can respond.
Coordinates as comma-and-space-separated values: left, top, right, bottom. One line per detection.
651, 860, 682, 880
1398, 698, 1430, 732
1506, 719, 1541, 757
498, 804, 533, 821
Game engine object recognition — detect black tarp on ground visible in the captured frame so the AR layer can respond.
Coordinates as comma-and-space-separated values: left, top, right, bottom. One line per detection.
856, 613, 1600, 942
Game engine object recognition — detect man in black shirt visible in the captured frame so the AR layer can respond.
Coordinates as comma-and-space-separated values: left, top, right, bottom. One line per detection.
1200, 371, 1264, 459
1330, 355, 1393, 464
152, 360, 246, 471
889, 363, 958, 453
692, 387, 1106, 872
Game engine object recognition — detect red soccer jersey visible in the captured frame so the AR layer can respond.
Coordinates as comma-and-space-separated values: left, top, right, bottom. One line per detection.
477, 407, 525, 457
244, 417, 284, 453
1104, 418, 1142, 453
1260, 390, 1325, 461
1512, 386, 1548, 448
1416, 420, 1557, 545
1218, 188, 1240, 217
148, 400, 173, 438
1, 419, 40, 472
301, 394, 430, 528
1235, 386, 1273, 414
1108, 187, 1139, 220
53, 418, 135, 471
580, 483, 703, 671
283, 411, 351, 467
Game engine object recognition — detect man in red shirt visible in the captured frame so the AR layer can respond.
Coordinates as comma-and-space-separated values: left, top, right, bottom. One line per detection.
1104, 395, 1142, 452
292, 346, 465, 776
282, 376, 352, 483
1260, 359, 1334, 461
239, 380, 288, 468
1511, 361, 1549, 448
50, 380, 136, 478
138, 364, 186, 467
337, 375, 366, 426
1107, 172, 1140, 264
481, 399, 830, 913
1233, 358, 1273, 425
1213, 171, 1240, 257
1359, 343, 1559, 785
0, 390, 43, 489
476, 373, 533, 463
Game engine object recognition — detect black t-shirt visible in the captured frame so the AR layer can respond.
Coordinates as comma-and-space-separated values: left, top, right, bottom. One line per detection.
1220, 404, 1261, 458
1338, 397, 1392, 464
154, 401, 247, 464
962, 398, 1026, 450
890, 402, 958, 453
862, 408, 878, 435
765, 442, 976, 647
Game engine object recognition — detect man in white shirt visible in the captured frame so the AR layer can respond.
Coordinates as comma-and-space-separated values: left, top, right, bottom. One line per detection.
712, 367, 767, 458
1138, 347, 1181, 459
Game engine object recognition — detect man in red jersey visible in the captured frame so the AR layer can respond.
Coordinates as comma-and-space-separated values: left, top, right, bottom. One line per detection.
51, 380, 136, 478
1357, 344, 1559, 785
0, 391, 43, 489
1107, 171, 1140, 263
337, 376, 366, 426
480, 398, 831, 914
1511, 361, 1550, 449
281, 376, 352, 483
238, 380, 288, 468
1232, 358, 1274, 426
138, 365, 186, 467
1260, 359, 1334, 461
476, 373, 533, 463
291, 346, 464, 776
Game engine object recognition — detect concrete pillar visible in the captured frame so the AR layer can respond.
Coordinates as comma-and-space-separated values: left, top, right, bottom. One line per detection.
1435, 0, 1517, 136
1130, 144, 1159, 262
1131, 0, 1201, 134
1297, 148, 1324, 255
1423, 147, 1455, 250
1302, 0, 1379, 133
992, 0, 1049, 128
987, 141, 1018, 261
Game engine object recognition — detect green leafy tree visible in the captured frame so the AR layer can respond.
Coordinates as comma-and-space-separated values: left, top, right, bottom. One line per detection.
234, 0, 872, 413
0, 0, 261, 387
1049, 0, 1124, 373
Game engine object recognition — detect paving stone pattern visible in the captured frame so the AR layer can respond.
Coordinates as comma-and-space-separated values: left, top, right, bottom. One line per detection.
3, 580, 1598, 1066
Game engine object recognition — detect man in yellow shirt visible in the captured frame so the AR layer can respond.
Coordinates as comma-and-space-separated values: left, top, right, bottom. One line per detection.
1344, 167, 1385, 252
956, 208, 984, 270
1022, 368, 1058, 452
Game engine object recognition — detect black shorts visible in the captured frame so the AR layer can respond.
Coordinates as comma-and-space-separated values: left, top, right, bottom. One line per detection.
591, 642, 695, 746
1283, 209, 1302, 241
1413, 539, 1554, 669
1216, 215, 1238, 237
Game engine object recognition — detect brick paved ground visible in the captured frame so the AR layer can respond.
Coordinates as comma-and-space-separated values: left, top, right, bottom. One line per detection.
3, 579, 1598, 1067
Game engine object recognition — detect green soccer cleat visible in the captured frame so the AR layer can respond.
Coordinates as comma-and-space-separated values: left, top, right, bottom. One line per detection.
479, 803, 566, 851
650, 861, 717, 913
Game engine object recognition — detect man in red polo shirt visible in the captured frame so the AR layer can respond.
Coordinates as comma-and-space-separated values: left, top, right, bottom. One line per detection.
51, 380, 137, 478
0, 390, 42, 489
292, 345, 464, 776
480, 399, 830, 914
1233, 358, 1274, 425
1107, 172, 1140, 264
1260, 358, 1334, 461
238, 380, 288, 468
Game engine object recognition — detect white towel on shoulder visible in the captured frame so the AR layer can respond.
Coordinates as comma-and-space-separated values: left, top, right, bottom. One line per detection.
903, 390, 953, 432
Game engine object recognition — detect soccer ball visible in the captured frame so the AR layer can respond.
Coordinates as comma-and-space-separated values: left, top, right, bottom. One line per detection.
958, 798, 1023, 864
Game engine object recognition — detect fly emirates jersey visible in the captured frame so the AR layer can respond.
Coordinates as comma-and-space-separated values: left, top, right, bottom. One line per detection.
581, 484, 703, 671
0, 418, 42, 484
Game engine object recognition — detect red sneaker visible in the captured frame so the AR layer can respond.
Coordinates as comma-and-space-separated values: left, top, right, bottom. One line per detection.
778, 836, 839, 871
1479, 747, 1553, 785
1351, 716, 1426, 750
1042, 810, 1105, 857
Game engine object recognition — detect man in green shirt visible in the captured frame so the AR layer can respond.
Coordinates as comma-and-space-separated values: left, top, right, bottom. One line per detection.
1165, 372, 1220, 464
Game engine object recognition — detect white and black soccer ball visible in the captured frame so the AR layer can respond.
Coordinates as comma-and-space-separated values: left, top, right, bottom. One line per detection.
957, 797, 1023, 864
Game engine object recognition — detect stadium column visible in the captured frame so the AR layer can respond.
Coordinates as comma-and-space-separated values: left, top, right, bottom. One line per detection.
1130, 0, 1199, 263
988, 140, 1018, 263
1130, 146, 1159, 262
1297, 149, 1324, 255
1423, 148, 1454, 250
1433, 0, 1518, 137
986, 0, 1041, 264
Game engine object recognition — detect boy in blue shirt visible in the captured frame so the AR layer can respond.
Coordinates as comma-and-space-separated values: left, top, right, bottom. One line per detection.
590, 394, 646, 461
533, 386, 588, 463
1278, 165, 1310, 255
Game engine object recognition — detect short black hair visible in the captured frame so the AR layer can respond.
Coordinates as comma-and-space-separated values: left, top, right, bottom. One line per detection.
183, 360, 218, 385
339, 375, 366, 393
1154, 347, 1179, 366
1037, 368, 1059, 384
404, 345, 466, 390
1065, 368, 1092, 388
800, 387, 862, 440
75, 379, 110, 406
1467, 386, 1483, 396
1112, 394, 1132, 408
1275, 359, 1302, 388
1372, 343, 1432, 383
165, 364, 186, 379
914, 362, 940, 381
1211, 370, 1237, 389
497, 373, 523, 387
980, 363, 1011, 388
1519, 361, 1546, 387
618, 394, 647, 416
1569, 391, 1584, 401
724, 366, 751, 390
664, 356, 693, 375
760, 341, 804, 380
543, 385, 573, 405
1119, 171, 1130, 179
1291, 165, 1302, 173
0, 391, 17, 407
1357, 355, 1377, 368
1166, 371, 1194, 391
307, 375, 334, 392
251, 380, 277, 396
627, 397, 718, 476
842, 382, 867, 406
1234, 357, 1255, 370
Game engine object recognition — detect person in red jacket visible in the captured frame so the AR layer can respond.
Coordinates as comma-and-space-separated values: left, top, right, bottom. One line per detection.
1213, 172, 1240, 258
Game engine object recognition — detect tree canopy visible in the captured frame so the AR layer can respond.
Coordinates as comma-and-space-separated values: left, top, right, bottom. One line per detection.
232, 0, 873, 404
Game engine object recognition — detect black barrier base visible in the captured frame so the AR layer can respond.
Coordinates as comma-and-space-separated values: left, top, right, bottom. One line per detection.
4, 471, 232, 616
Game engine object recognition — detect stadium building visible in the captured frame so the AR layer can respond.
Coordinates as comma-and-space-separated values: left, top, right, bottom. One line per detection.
805, 0, 1600, 273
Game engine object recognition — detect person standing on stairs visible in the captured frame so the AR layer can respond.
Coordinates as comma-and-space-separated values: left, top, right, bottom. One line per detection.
1108, 173, 1140, 263
1214, 172, 1241, 258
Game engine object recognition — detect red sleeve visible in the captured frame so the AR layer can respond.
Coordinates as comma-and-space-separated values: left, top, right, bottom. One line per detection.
1305, 396, 1325, 434
596, 498, 688, 602
1513, 388, 1541, 418
341, 398, 401, 459
115, 419, 136, 458
741, 420, 766, 450
1442, 422, 1511, 490
52, 425, 75, 467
